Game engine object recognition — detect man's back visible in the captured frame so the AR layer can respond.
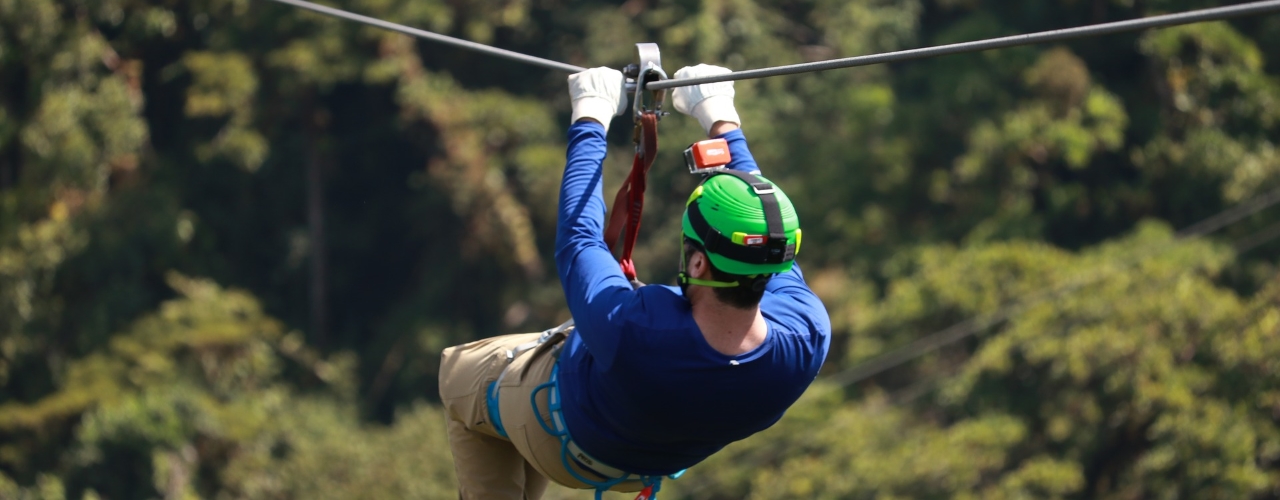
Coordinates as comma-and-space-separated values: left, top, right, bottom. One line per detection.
555, 122, 831, 475
558, 280, 829, 475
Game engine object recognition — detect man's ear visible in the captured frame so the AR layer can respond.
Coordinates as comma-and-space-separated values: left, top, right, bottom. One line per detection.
688, 250, 709, 279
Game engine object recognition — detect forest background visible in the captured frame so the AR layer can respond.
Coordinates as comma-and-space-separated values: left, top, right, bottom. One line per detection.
2, 0, 1280, 498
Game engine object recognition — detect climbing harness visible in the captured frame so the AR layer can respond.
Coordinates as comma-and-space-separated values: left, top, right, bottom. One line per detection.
603, 43, 667, 282
485, 319, 574, 439
531, 363, 685, 500
484, 318, 685, 500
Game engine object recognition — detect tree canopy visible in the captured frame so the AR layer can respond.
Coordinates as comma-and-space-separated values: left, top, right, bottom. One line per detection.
1, 0, 1278, 498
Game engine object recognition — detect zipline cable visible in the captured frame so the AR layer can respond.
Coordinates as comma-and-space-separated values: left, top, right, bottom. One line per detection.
647, 0, 1280, 90
824, 185, 1280, 389
1234, 221, 1280, 254
260, 0, 586, 74
686, 195, 1280, 496
677, 213, 1280, 498
262, 0, 1280, 90
677, 210, 1280, 497
885, 221, 1280, 408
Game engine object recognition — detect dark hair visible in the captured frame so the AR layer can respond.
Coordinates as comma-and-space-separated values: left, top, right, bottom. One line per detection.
683, 239, 767, 309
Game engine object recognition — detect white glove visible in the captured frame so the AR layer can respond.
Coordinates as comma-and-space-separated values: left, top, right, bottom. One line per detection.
568, 67, 628, 133
671, 64, 741, 134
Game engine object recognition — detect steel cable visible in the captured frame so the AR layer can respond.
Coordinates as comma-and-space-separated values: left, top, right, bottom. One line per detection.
885, 220, 1280, 407
260, 0, 586, 73
262, 0, 1280, 88
824, 185, 1280, 389
677, 196, 1280, 498
675, 213, 1274, 498
647, 0, 1280, 90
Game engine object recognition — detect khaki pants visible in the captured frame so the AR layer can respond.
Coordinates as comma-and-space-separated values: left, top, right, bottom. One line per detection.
440, 329, 645, 500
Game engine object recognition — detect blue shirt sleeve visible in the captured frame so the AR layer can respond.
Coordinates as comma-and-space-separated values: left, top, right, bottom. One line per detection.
556, 121, 636, 371
716, 128, 761, 175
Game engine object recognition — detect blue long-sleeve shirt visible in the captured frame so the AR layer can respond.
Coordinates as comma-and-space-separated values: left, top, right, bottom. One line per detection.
555, 121, 831, 475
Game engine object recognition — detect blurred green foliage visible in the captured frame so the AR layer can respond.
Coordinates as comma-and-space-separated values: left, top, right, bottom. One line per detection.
1, 0, 1278, 498
671, 223, 1280, 499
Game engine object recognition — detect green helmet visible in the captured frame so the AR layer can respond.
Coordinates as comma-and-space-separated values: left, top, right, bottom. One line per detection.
681, 170, 802, 277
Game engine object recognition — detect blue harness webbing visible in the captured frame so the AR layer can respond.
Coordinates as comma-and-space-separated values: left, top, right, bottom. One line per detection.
485, 379, 508, 438
486, 323, 569, 440
529, 364, 684, 500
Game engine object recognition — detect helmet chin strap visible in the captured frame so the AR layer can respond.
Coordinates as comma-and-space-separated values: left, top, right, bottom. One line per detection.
679, 240, 742, 294
679, 273, 740, 288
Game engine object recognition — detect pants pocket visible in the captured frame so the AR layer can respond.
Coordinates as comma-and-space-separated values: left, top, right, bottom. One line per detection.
439, 337, 506, 400
442, 386, 494, 433
440, 342, 502, 435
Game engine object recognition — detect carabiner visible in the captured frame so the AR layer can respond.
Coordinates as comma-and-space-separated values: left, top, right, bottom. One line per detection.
623, 43, 668, 120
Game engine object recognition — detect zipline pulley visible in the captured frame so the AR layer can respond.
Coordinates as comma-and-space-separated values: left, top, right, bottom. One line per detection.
605, 43, 668, 283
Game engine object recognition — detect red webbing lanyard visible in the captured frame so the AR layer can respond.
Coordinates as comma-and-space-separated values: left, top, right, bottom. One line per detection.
603, 111, 659, 281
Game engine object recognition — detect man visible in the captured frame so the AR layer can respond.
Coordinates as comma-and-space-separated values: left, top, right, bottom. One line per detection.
439, 64, 831, 499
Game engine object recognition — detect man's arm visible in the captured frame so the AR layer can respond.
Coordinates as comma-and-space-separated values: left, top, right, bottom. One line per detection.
556, 68, 633, 370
